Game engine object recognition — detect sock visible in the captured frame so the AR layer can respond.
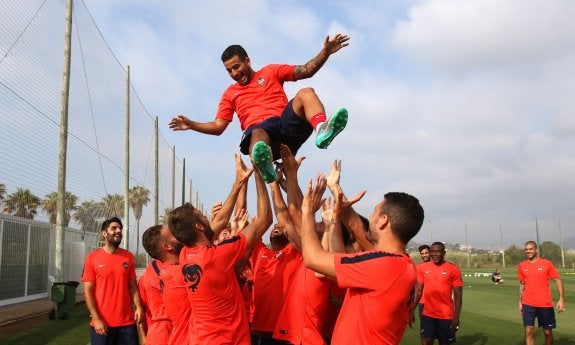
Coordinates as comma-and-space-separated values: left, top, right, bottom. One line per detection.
310, 112, 326, 131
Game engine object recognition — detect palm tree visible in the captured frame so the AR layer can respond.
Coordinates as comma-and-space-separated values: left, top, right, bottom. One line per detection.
100, 194, 125, 220
74, 199, 101, 233
160, 207, 173, 224
43, 191, 78, 226
129, 185, 150, 260
3, 188, 42, 219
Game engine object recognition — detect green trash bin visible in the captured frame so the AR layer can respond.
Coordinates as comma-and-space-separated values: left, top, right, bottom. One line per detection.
51, 281, 79, 320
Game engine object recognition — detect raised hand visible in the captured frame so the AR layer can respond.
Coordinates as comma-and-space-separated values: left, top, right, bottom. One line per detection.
169, 115, 192, 131
324, 33, 350, 55
326, 159, 341, 193
235, 153, 253, 187
302, 174, 327, 214
279, 144, 305, 178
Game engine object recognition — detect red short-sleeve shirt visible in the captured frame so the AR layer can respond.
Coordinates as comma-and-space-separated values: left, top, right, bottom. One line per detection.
81, 248, 137, 327
250, 241, 302, 332
179, 233, 250, 344
417, 261, 463, 319
518, 258, 560, 307
216, 64, 295, 130
331, 251, 417, 345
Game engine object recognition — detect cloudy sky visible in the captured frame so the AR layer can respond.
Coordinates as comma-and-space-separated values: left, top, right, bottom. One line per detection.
83, 0, 575, 249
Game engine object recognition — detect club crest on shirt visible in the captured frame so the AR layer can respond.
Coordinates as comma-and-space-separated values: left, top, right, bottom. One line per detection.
182, 264, 203, 292
257, 77, 266, 86
122, 262, 128, 269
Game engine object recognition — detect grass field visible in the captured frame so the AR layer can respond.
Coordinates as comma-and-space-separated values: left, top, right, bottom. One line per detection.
401, 267, 575, 345
1, 267, 573, 344
1, 303, 91, 345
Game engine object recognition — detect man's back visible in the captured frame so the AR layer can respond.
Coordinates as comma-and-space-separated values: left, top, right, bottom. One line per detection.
331, 251, 417, 345
179, 233, 250, 344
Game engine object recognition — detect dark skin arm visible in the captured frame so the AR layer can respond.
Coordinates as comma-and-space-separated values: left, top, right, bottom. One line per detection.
409, 282, 424, 327
241, 165, 273, 250
279, 144, 306, 231
293, 34, 350, 80
452, 286, 462, 332
270, 180, 301, 250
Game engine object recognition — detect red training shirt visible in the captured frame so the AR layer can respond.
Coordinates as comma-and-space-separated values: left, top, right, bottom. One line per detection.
331, 251, 417, 345
518, 258, 560, 307
216, 64, 295, 130
161, 262, 194, 345
418, 261, 463, 320
250, 240, 302, 333
179, 233, 250, 345
81, 248, 137, 327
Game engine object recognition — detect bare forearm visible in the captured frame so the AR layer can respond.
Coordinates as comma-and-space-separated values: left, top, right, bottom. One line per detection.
211, 183, 242, 234
84, 284, 100, 320
129, 281, 143, 310
302, 209, 335, 277
271, 183, 301, 249
294, 48, 330, 79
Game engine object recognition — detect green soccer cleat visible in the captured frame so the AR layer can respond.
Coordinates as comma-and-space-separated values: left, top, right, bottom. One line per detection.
251, 141, 277, 183
315, 108, 348, 149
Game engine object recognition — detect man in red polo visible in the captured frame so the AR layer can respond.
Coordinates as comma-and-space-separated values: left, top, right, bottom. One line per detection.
300, 175, 425, 345
82, 217, 143, 345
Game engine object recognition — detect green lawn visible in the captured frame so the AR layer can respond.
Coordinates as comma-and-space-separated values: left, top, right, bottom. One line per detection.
1, 267, 573, 345
401, 267, 575, 345
1, 303, 91, 345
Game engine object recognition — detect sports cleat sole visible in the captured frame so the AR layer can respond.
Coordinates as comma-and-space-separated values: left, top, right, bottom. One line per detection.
315, 108, 348, 149
251, 141, 277, 183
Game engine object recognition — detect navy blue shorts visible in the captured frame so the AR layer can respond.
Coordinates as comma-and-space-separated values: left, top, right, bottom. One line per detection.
420, 314, 456, 343
240, 99, 313, 161
522, 304, 556, 329
90, 324, 138, 345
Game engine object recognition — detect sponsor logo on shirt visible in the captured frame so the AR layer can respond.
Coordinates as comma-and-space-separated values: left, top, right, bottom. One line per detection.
98, 264, 106, 268
442, 271, 447, 275
182, 264, 203, 292
275, 251, 283, 258
257, 77, 266, 86
122, 262, 128, 269
538, 267, 543, 271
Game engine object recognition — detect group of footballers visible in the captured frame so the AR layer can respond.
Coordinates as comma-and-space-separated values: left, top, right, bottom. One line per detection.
81, 30, 565, 345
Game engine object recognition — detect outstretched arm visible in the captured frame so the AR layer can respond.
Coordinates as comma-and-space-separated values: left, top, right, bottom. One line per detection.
169, 115, 230, 135
211, 154, 252, 236
294, 33, 350, 80
279, 144, 305, 231
242, 165, 273, 250
301, 174, 337, 278
270, 181, 301, 250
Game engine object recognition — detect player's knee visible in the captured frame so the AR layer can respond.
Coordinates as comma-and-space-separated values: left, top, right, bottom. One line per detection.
294, 87, 317, 101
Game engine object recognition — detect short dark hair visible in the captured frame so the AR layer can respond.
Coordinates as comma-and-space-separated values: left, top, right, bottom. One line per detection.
221, 45, 248, 62
142, 225, 163, 259
379, 192, 424, 244
167, 203, 199, 246
525, 240, 537, 248
431, 241, 445, 251
418, 244, 430, 252
101, 217, 123, 232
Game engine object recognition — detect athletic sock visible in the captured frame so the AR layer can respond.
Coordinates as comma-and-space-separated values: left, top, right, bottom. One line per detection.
310, 112, 326, 131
